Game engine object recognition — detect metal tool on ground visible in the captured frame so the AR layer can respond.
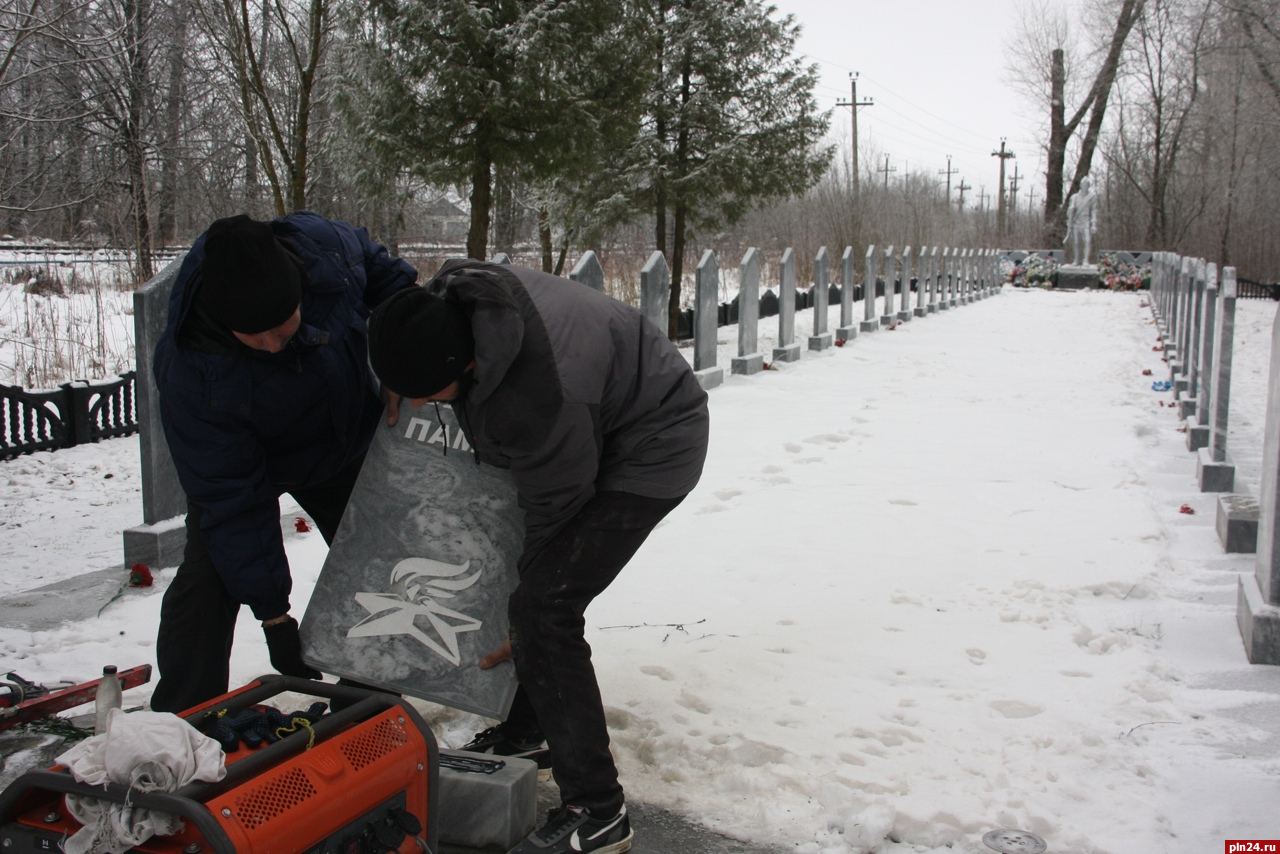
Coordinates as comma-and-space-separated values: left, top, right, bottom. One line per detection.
0, 665, 151, 734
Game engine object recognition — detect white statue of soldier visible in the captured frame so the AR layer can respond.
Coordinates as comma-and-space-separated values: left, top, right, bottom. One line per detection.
1064, 176, 1098, 266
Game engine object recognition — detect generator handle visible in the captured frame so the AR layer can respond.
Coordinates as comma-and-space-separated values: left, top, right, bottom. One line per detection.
0, 768, 236, 854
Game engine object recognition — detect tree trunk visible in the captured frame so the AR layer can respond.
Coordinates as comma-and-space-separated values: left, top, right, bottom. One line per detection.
1045, 49, 1066, 234
123, 0, 153, 281
668, 203, 686, 340
466, 152, 492, 260
538, 206, 553, 273
157, 19, 186, 246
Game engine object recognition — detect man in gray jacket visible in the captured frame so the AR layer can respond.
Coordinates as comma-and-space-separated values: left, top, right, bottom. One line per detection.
368, 260, 709, 854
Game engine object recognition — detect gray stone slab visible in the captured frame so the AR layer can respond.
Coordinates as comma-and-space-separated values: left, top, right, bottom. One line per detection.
132, 255, 187, 527
1218, 493, 1259, 554
807, 333, 833, 351
1198, 446, 1236, 493
862, 245, 878, 324
300, 405, 521, 720
731, 353, 764, 375
695, 367, 725, 390
1056, 266, 1099, 290
772, 343, 801, 363
694, 250, 720, 375
640, 252, 669, 335
738, 248, 761, 362
438, 750, 537, 851
880, 246, 896, 324
122, 517, 187, 570
778, 249, 797, 349
838, 246, 855, 332
1252, 264, 1280, 611
1177, 392, 1197, 421
1238, 573, 1280, 665
568, 250, 605, 292
811, 246, 830, 336
0, 566, 149, 631
1209, 271, 1237, 465
834, 325, 858, 343
859, 319, 880, 332
1186, 418, 1209, 453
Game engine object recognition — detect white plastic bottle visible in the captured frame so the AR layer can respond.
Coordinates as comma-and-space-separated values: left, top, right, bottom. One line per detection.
93, 665, 122, 735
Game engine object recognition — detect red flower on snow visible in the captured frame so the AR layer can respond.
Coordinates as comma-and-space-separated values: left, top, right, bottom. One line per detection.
1179, 504, 1195, 515
295, 517, 311, 533
129, 563, 153, 587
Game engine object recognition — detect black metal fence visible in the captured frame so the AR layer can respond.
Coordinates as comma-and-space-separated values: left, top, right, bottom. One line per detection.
1238, 279, 1280, 300
675, 283, 874, 340
1, 372, 138, 461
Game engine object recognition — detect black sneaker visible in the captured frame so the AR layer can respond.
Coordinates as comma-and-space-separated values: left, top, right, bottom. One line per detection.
508, 804, 632, 854
461, 724, 552, 778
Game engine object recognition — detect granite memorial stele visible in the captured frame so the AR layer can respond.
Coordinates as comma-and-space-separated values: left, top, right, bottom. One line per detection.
301, 403, 522, 719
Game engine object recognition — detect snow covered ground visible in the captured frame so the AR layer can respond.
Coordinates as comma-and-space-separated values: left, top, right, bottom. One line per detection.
2, 282, 1280, 853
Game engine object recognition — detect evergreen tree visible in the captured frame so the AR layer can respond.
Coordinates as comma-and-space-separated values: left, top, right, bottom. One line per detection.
358, 0, 646, 259
623, 0, 832, 337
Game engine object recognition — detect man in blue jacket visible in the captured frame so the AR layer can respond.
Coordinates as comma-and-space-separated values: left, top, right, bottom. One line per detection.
150, 212, 417, 713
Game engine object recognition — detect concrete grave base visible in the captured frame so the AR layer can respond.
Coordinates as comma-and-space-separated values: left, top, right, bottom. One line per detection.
1237, 574, 1280, 664
772, 343, 801, 363
1217, 493, 1259, 554
950, 299, 959, 308
731, 353, 764, 376
879, 315, 894, 326
927, 303, 938, 314
122, 515, 187, 569
835, 325, 859, 343
1177, 392, 1197, 421
914, 307, 927, 318
897, 311, 913, 322
1175, 377, 1189, 396
438, 750, 537, 851
1055, 265, 1099, 290
695, 366, 725, 391
808, 332, 833, 352
1198, 447, 1236, 493
859, 320, 880, 333
938, 301, 951, 311
1185, 418, 1209, 452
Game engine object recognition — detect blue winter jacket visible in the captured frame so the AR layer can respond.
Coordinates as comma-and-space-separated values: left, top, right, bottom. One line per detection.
154, 211, 418, 620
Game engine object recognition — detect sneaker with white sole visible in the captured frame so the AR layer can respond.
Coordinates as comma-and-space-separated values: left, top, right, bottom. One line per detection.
461, 723, 552, 778
508, 804, 632, 854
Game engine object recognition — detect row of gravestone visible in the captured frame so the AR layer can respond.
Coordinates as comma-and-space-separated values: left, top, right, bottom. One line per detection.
1150, 252, 1280, 665
121, 245, 1003, 571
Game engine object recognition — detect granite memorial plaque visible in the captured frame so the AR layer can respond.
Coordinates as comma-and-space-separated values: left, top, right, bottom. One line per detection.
861, 245, 880, 332
809, 246, 833, 351
775, 248, 802, 362
733, 248, 764, 375
897, 246, 914, 322
300, 405, 522, 719
569, 250, 605, 292
836, 246, 858, 341
640, 251, 670, 334
694, 250, 725, 389
880, 245, 897, 326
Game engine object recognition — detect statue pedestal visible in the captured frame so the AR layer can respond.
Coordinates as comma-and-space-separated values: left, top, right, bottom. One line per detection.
1056, 265, 1100, 290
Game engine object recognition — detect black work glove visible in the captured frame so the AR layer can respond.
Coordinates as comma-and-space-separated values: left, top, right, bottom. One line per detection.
263, 616, 322, 680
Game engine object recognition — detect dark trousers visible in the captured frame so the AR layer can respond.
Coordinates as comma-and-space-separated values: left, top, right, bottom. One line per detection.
149, 455, 364, 714
505, 490, 685, 817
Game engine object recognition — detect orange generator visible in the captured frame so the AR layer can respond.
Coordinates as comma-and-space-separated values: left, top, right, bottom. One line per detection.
0, 676, 439, 853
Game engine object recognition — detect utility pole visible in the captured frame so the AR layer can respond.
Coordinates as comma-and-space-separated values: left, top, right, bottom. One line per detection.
956, 178, 971, 212
1028, 186, 1039, 218
878, 154, 897, 192
978, 186, 990, 214
991, 138, 1015, 237
1008, 165, 1022, 230
836, 73, 874, 201
938, 155, 958, 206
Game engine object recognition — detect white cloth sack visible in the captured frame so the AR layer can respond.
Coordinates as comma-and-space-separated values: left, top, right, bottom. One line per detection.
56, 709, 226, 854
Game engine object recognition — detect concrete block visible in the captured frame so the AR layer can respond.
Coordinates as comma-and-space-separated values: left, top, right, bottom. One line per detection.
731, 354, 764, 376
1218, 493, 1259, 554
1198, 446, 1236, 493
896, 311, 912, 322
1238, 574, 1280, 665
835, 325, 859, 343
1175, 376, 1189, 396
694, 366, 724, 391
1177, 392, 1197, 421
807, 332, 833, 352
772, 343, 801, 363
859, 320, 880, 333
1185, 418, 1209, 452
913, 307, 927, 318
438, 750, 537, 851
123, 516, 187, 569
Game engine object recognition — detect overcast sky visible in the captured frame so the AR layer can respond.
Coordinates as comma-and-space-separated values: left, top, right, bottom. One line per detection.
774, 0, 1069, 212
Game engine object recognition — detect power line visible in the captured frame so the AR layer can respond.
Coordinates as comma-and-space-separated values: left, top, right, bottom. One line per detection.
835, 73, 874, 201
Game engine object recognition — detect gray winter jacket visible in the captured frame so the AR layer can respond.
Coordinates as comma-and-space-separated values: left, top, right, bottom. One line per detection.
426, 260, 709, 570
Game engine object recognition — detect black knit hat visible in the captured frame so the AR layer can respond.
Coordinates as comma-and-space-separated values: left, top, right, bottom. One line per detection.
368, 288, 475, 398
197, 214, 302, 334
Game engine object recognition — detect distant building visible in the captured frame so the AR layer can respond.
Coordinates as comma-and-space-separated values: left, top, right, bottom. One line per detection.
419, 197, 469, 244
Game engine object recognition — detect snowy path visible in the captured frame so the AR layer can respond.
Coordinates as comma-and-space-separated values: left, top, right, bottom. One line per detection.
1, 287, 1279, 853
